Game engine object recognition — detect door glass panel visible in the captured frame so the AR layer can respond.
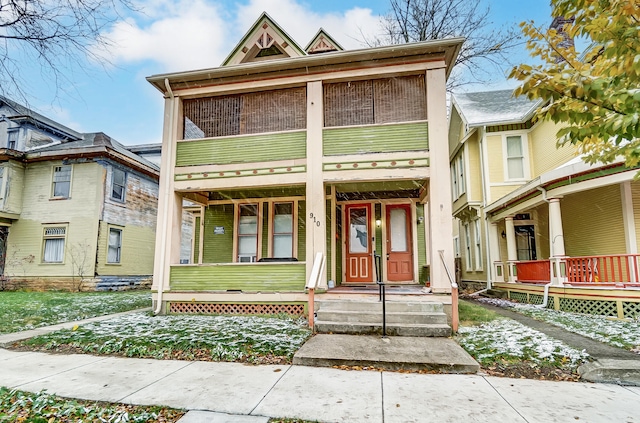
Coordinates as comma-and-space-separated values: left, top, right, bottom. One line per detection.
390, 208, 408, 252
349, 208, 368, 253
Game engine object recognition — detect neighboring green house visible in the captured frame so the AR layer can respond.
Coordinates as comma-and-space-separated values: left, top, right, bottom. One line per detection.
147, 13, 463, 316
449, 89, 640, 319
0, 96, 160, 290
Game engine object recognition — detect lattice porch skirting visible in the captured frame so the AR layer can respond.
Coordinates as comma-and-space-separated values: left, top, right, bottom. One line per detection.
504, 288, 640, 319
169, 302, 305, 316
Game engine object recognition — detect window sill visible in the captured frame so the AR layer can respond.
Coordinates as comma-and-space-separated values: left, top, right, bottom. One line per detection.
40, 262, 65, 265
106, 263, 122, 266
49, 197, 70, 201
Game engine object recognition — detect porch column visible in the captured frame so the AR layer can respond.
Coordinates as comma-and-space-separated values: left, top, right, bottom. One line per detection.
621, 182, 638, 282
488, 222, 503, 285
505, 216, 517, 282
152, 94, 181, 312
426, 66, 454, 293
305, 81, 327, 288
548, 197, 567, 285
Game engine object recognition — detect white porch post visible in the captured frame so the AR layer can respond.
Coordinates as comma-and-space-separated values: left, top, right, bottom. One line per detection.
152, 94, 180, 313
305, 81, 327, 288
488, 222, 503, 285
548, 197, 567, 286
505, 216, 517, 282
426, 67, 454, 293
621, 182, 638, 282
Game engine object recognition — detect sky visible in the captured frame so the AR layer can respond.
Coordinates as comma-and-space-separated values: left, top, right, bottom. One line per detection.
15, 0, 554, 146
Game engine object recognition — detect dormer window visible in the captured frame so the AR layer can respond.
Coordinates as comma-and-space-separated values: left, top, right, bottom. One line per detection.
7, 130, 17, 149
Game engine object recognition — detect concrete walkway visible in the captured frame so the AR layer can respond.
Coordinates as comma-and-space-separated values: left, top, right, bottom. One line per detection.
1, 348, 639, 422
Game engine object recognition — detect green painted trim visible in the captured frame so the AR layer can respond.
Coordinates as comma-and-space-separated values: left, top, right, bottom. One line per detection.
170, 263, 306, 291
323, 158, 428, 171
176, 165, 306, 181
323, 122, 428, 156
176, 130, 306, 167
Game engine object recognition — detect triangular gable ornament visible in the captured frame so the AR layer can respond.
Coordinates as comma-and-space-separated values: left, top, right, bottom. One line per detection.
305, 28, 344, 54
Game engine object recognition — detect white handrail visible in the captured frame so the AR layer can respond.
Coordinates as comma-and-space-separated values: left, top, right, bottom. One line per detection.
439, 250, 459, 333
439, 250, 457, 289
306, 252, 325, 289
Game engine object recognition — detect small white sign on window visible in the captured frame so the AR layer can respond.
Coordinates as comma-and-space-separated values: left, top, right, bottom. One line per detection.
214, 226, 225, 235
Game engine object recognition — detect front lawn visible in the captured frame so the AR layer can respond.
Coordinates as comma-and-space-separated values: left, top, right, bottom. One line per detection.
456, 300, 589, 380
19, 312, 312, 364
0, 291, 151, 334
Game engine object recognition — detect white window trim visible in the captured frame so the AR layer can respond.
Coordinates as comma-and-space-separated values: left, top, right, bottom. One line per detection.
450, 152, 466, 200
502, 132, 530, 182
464, 223, 472, 271
107, 226, 123, 264
51, 164, 73, 199
0, 166, 5, 200
474, 219, 483, 271
453, 235, 460, 258
110, 167, 127, 202
7, 129, 18, 149
42, 224, 68, 264
268, 200, 298, 259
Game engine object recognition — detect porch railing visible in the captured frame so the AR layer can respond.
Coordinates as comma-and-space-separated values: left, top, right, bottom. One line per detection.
566, 254, 640, 285
514, 260, 551, 284
510, 254, 640, 286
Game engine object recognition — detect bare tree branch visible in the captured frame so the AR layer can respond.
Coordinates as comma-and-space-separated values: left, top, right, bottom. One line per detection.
367, 0, 523, 89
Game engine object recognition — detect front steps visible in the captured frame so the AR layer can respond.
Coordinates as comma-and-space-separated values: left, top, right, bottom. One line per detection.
314, 299, 451, 337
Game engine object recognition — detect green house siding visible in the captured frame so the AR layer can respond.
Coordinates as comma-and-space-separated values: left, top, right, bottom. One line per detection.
193, 216, 201, 263
323, 122, 428, 156
416, 203, 427, 284
170, 263, 306, 291
203, 204, 234, 263
176, 131, 306, 167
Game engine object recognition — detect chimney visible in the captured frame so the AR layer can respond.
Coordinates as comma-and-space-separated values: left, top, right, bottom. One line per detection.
93, 132, 112, 147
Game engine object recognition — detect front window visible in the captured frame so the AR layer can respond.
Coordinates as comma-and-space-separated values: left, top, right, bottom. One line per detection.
464, 223, 472, 271
111, 168, 127, 201
43, 226, 66, 263
505, 135, 526, 180
0, 167, 4, 199
107, 227, 122, 263
272, 202, 293, 258
237, 204, 259, 262
52, 165, 72, 198
451, 153, 466, 199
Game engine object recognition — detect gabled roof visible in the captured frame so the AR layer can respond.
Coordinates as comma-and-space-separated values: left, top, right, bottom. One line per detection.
0, 96, 82, 141
451, 89, 542, 127
222, 12, 306, 66
305, 28, 343, 54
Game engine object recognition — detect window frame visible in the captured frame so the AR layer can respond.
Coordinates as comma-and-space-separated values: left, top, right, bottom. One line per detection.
0, 166, 4, 200
51, 165, 72, 199
7, 130, 18, 150
107, 226, 123, 264
474, 219, 483, 271
42, 224, 68, 264
464, 223, 472, 271
110, 167, 127, 202
502, 133, 530, 181
235, 203, 261, 263
269, 201, 297, 259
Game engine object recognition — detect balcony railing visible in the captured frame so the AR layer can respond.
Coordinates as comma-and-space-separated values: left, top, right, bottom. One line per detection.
514, 260, 551, 284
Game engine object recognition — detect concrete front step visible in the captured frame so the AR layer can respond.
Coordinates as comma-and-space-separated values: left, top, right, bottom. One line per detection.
315, 309, 448, 325
314, 321, 451, 337
316, 300, 443, 313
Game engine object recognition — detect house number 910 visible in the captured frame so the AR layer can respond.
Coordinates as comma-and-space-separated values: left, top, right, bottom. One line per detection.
309, 212, 321, 227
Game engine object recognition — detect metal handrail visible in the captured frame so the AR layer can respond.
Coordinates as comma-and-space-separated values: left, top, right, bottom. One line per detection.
374, 253, 387, 338
439, 250, 459, 333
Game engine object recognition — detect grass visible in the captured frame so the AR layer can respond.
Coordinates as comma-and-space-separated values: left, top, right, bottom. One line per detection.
0, 290, 151, 334
455, 299, 589, 377
20, 312, 313, 364
0, 387, 185, 422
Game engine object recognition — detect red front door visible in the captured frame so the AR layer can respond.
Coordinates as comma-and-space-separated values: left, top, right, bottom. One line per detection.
386, 204, 414, 282
345, 203, 373, 283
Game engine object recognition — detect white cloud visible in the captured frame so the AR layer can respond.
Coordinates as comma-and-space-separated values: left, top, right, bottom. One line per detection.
99, 0, 384, 71
99, 0, 229, 72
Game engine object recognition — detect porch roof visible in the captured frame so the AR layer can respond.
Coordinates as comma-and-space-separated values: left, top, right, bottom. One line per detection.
147, 38, 464, 94
485, 157, 637, 219
451, 89, 542, 127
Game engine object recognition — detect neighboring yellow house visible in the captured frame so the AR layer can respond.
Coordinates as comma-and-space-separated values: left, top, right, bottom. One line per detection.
0, 96, 160, 290
147, 13, 463, 318
449, 89, 640, 319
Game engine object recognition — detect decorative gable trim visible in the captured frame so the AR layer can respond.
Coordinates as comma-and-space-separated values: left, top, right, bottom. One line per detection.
305, 28, 344, 54
222, 12, 306, 66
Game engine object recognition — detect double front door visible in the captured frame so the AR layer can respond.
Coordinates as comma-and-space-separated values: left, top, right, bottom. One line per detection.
344, 203, 414, 283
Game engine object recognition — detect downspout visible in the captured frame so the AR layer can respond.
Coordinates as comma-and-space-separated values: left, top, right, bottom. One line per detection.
536, 186, 552, 308
153, 78, 174, 315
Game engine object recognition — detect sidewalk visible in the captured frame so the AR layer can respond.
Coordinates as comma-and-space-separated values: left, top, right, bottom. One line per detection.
1, 347, 639, 422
